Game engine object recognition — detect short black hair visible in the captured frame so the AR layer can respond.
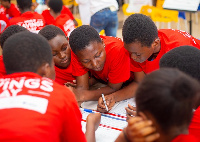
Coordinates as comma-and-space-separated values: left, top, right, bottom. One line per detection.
48, 0, 63, 13
122, 14, 158, 46
17, 0, 32, 10
159, 46, 200, 81
3, 31, 53, 74
39, 25, 66, 41
69, 25, 101, 54
136, 68, 200, 133
0, 25, 28, 48
2, 0, 11, 3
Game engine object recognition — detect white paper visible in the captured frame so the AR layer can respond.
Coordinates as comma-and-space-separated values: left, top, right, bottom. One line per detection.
163, 0, 200, 12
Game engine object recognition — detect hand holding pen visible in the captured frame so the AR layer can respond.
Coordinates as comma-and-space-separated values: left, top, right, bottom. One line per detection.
97, 94, 116, 113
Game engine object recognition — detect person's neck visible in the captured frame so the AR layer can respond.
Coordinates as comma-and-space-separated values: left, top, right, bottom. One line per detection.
6, 3, 11, 9
50, 10, 60, 19
20, 8, 31, 14
156, 125, 188, 142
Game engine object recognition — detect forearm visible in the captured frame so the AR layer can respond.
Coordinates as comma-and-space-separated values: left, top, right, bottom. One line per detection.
85, 124, 96, 142
112, 82, 138, 102
115, 131, 127, 142
80, 85, 119, 101
89, 77, 98, 86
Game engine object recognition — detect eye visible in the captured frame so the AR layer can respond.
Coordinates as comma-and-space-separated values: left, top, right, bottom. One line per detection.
82, 60, 90, 63
52, 52, 57, 56
95, 52, 102, 58
62, 46, 67, 51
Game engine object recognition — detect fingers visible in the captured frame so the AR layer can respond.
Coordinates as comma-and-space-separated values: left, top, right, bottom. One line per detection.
144, 133, 160, 142
129, 120, 152, 131
128, 104, 136, 111
65, 82, 76, 87
125, 107, 136, 117
139, 112, 148, 120
98, 97, 106, 108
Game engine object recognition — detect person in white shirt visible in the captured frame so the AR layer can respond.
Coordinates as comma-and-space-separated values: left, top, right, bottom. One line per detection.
76, 0, 119, 37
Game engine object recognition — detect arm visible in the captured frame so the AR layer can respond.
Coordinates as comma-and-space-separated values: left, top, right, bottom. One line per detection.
62, 88, 87, 142
85, 113, 101, 142
73, 19, 78, 27
97, 71, 145, 112
115, 116, 159, 142
73, 79, 123, 102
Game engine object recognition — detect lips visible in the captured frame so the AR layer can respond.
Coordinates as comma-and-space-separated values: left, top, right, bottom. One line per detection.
94, 65, 103, 71
61, 58, 69, 64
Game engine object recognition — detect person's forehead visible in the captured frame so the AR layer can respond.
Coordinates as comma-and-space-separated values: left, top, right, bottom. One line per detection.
77, 42, 103, 58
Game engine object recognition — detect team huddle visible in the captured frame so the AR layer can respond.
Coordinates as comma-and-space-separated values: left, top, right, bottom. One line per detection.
0, 0, 200, 141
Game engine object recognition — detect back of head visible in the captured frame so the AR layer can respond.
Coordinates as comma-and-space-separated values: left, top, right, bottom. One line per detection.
0, 25, 28, 48
122, 14, 158, 46
48, 0, 63, 13
17, 0, 32, 10
160, 45, 200, 81
69, 25, 101, 54
3, 31, 53, 74
39, 25, 66, 41
136, 68, 200, 133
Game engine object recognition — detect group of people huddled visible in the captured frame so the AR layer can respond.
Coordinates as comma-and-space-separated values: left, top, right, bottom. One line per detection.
0, 0, 77, 35
0, 0, 200, 142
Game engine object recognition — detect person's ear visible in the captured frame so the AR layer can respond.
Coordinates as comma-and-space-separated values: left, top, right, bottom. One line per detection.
152, 38, 160, 49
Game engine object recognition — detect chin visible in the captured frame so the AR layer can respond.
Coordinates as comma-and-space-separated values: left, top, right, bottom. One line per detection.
57, 62, 70, 69
94, 66, 103, 71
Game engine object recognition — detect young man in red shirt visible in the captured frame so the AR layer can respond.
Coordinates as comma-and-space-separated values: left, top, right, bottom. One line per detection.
108, 13, 200, 113
0, 0, 20, 19
159, 45, 200, 142
117, 69, 199, 142
9, 0, 45, 33
69, 25, 131, 107
47, 0, 75, 37
39, 25, 75, 85
0, 31, 86, 142
123, 14, 200, 75
0, 25, 28, 76
42, 0, 77, 26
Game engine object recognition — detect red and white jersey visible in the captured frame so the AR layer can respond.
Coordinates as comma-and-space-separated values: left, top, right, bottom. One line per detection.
9, 11, 45, 33
54, 14, 75, 37
0, 72, 86, 142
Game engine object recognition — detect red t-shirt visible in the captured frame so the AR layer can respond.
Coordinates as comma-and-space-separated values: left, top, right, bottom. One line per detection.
0, 72, 86, 142
55, 62, 75, 85
189, 106, 200, 142
130, 29, 200, 74
41, 6, 74, 25
5, 3, 20, 19
54, 14, 75, 37
0, 55, 6, 76
72, 36, 130, 84
9, 11, 45, 33
171, 134, 197, 142
0, 14, 9, 33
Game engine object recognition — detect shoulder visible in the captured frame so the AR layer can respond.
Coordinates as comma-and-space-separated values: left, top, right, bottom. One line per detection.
102, 36, 127, 55
41, 9, 50, 15
9, 17, 20, 24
